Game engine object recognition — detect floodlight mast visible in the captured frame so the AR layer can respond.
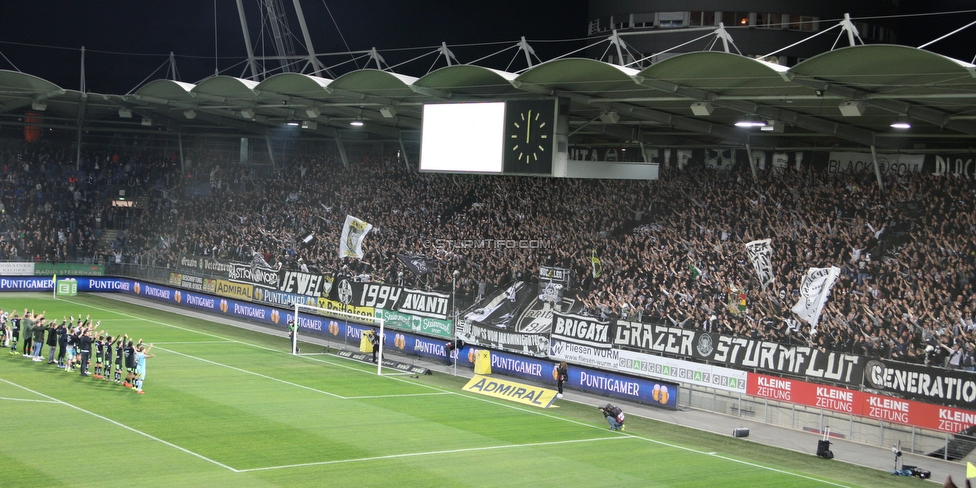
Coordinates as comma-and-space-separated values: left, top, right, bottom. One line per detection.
234, 0, 325, 80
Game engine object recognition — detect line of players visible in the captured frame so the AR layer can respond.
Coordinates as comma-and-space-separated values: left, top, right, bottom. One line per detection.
0, 309, 154, 394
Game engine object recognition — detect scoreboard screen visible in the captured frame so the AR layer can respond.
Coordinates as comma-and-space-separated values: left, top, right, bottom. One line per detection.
420, 99, 556, 176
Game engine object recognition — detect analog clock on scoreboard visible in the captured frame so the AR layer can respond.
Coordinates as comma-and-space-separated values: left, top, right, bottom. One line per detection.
503, 99, 556, 175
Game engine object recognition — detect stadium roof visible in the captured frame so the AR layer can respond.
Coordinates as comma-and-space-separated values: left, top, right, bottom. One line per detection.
1, 44, 975, 152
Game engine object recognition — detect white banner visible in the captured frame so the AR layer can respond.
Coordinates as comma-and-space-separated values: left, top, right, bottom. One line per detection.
745, 239, 774, 289
617, 349, 748, 393
792, 266, 841, 327
338, 215, 373, 259
549, 338, 619, 370
0, 262, 35, 276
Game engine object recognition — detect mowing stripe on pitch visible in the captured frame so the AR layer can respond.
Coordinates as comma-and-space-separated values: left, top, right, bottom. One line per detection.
236, 436, 628, 472
0, 377, 238, 472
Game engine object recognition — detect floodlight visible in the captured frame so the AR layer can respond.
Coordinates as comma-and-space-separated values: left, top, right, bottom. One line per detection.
241, 108, 255, 119
119, 108, 133, 118
350, 119, 364, 127
380, 106, 396, 118
31, 100, 47, 111
735, 115, 766, 128
301, 121, 317, 130
305, 107, 321, 118
183, 109, 197, 119
890, 119, 911, 129
141, 117, 152, 126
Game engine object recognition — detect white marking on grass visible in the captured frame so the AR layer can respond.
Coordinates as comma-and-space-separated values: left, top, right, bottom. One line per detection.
155, 346, 347, 399
346, 392, 451, 399
236, 436, 627, 472
0, 396, 60, 404
0, 378, 238, 472
152, 340, 235, 345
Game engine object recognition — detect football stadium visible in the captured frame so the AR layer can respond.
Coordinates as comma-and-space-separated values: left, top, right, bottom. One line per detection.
2, 2, 976, 486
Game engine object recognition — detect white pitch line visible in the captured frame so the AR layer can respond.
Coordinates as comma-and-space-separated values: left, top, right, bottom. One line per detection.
345, 392, 451, 399
236, 436, 628, 473
152, 341, 236, 345
0, 377, 238, 472
0, 396, 61, 404
155, 346, 347, 399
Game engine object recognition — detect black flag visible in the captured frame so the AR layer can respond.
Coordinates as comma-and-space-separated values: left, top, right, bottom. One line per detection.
396, 253, 438, 275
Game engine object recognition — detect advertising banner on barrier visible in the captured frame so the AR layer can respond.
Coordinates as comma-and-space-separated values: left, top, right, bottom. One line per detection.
33, 263, 104, 276
0, 262, 34, 276
617, 349, 748, 393
215, 279, 254, 302
747, 373, 976, 433
549, 337, 619, 370
252, 286, 318, 308
863, 358, 976, 409
169, 273, 217, 293
0, 277, 54, 290
315, 297, 375, 319
374, 308, 452, 339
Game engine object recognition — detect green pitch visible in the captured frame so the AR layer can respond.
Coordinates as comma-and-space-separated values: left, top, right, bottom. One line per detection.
0, 293, 926, 487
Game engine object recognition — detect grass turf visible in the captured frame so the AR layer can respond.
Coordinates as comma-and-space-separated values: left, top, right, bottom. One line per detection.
0, 293, 932, 487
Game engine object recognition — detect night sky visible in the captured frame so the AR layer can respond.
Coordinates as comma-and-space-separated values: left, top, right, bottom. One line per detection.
0, 1, 971, 95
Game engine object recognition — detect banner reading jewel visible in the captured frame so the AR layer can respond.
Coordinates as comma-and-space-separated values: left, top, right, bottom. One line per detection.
748, 373, 976, 434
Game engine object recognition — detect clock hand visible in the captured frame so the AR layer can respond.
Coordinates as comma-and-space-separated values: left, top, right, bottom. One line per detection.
526, 110, 532, 143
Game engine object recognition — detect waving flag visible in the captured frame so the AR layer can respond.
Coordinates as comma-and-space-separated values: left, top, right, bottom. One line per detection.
338, 215, 373, 259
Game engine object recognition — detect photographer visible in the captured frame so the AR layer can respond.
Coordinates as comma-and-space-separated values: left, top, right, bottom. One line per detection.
555, 361, 568, 399
598, 403, 625, 431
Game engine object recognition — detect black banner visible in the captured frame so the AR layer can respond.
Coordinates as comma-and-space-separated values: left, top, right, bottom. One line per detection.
612, 321, 864, 386
278, 270, 330, 297
333, 282, 452, 320
551, 312, 612, 349
228, 262, 281, 288
177, 254, 233, 274
863, 359, 976, 409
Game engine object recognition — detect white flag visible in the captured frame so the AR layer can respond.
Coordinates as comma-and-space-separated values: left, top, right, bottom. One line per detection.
338, 215, 373, 259
791, 266, 841, 328
745, 239, 774, 289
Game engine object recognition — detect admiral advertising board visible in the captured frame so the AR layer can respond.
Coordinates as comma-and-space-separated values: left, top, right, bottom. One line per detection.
748, 373, 976, 434
215, 279, 254, 302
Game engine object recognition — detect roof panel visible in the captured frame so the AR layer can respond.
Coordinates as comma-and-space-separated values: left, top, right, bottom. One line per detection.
191, 76, 260, 100
639, 52, 794, 94
791, 45, 976, 90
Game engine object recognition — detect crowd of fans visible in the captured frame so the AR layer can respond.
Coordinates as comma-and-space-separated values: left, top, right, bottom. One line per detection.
2, 138, 975, 369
